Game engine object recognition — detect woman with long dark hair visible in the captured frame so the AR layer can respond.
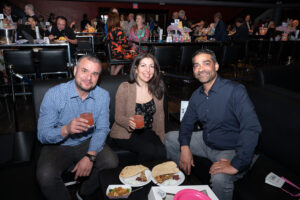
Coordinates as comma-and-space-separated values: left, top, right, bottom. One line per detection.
110, 53, 166, 162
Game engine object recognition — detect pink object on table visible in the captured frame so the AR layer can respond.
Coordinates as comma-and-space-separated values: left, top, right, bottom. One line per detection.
173, 189, 212, 200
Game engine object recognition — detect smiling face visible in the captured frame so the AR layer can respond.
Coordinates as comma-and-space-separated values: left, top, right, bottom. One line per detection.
57, 18, 66, 31
73, 58, 101, 96
136, 15, 144, 26
193, 53, 218, 85
135, 57, 155, 84
27, 17, 37, 28
3, 6, 11, 16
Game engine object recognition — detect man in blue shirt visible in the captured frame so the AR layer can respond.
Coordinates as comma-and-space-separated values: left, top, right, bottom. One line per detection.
36, 55, 118, 200
165, 49, 261, 200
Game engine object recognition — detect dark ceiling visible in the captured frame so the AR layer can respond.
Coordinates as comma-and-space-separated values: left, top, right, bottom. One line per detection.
63, 0, 300, 8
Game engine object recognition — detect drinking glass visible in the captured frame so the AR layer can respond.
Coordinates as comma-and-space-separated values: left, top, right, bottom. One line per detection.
149, 31, 152, 42
80, 113, 94, 126
133, 112, 144, 129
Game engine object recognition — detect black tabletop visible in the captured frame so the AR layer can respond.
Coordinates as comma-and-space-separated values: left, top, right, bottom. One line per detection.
133, 40, 223, 46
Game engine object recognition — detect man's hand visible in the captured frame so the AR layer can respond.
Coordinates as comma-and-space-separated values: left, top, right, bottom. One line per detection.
72, 156, 93, 180
179, 146, 195, 175
209, 158, 238, 175
48, 34, 55, 40
61, 118, 90, 137
64, 35, 70, 42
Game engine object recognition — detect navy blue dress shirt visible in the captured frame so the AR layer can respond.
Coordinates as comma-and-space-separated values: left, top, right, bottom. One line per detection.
179, 76, 261, 171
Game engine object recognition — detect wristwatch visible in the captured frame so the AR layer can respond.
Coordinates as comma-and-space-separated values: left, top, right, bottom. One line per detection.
85, 153, 96, 163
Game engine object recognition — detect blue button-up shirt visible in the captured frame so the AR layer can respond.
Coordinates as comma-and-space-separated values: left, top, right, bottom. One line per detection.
38, 80, 110, 153
179, 76, 261, 171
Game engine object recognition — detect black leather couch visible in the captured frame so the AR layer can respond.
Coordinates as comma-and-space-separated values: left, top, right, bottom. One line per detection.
233, 85, 300, 200
191, 68, 300, 200
32, 75, 138, 163
254, 65, 300, 94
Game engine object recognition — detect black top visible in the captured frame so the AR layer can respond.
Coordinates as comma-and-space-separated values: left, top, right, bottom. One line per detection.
214, 19, 227, 42
135, 99, 156, 129
179, 76, 261, 171
50, 25, 76, 55
23, 27, 46, 39
264, 28, 277, 40
230, 23, 249, 41
50, 25, 76, 40
4, 13, 19, 23
80, 19, 90, 31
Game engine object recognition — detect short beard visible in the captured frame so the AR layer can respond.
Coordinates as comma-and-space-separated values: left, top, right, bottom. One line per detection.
75, 80, 95, 93
195, 72, 217, 84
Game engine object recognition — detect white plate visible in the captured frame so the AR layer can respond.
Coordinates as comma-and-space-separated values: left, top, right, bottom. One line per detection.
119, 169, 152, 187
151, 170, 185, 186
106, 184, 131, 199
54, 40, 67, 43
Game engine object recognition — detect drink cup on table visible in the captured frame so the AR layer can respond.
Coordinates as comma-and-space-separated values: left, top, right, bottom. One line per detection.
133, 113, 144, 129
80, 113, 94, 127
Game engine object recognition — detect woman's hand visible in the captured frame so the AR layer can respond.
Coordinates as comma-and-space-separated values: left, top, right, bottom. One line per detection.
129, 117, 136, 130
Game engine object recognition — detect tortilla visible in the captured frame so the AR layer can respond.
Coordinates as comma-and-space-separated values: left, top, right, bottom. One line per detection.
120, 165, 148, 178
151, 161, 179, 178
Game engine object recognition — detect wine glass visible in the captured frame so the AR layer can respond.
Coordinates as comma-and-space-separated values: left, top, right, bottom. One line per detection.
149, 31, 152, 42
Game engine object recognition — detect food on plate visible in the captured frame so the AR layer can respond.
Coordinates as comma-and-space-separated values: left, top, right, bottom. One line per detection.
88, 27, 96, 33
152, 161, 180, 184
107, 187, 130, 197
136, 170, 147, 182
120, 164, 148, 179
58, 36, 66, 41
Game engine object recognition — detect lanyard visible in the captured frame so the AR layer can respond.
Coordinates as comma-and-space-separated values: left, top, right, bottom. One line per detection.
281, 177, 300, 197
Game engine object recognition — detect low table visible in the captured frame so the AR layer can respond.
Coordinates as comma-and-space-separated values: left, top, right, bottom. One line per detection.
99, 161, 203, 200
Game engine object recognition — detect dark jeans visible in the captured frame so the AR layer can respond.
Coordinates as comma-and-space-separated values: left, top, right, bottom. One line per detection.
36, 140, 118, 200
113, 129, 166, 163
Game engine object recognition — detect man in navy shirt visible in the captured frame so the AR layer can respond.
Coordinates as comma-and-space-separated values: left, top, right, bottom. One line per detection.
212, 12, 227, 41
165, 49, 261, 200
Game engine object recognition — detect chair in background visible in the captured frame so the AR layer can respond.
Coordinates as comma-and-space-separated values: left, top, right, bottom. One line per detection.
222, 41, 247, 79
106, 43, 132, 75
279, 41, 296, 65
153, 45, 195, 83
3, 50, 36, 78
178, 45, 202, 74
3, 50, 36, 96
153, 46, 180, 73
38, 49, 68, 79
268, 41, 282, 65
202, 42, 226, 67
75, 35, 94, 61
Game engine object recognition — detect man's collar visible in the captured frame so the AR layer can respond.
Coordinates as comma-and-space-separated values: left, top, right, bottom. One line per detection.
69, 80, 95, 100
199, 75, 222, 94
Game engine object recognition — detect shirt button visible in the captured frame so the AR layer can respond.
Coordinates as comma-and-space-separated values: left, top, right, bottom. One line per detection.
206, 97, 209, 99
